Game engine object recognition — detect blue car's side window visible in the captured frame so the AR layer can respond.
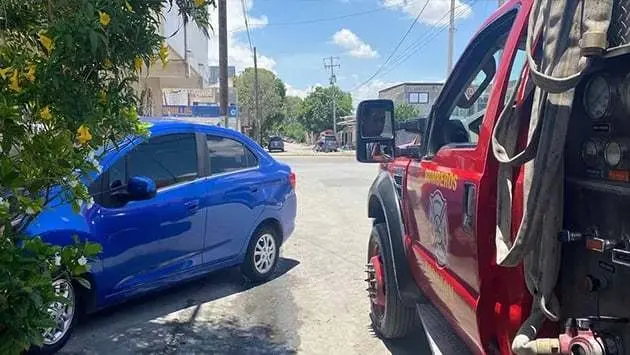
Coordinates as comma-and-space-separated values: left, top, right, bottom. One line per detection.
91, 133, 199, 208
206, 135, 258, 176
128, 133, 198, 189
108, 158, 126, 187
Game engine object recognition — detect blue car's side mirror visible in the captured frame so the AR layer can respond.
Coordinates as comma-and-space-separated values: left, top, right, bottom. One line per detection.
127, 176, 157, 201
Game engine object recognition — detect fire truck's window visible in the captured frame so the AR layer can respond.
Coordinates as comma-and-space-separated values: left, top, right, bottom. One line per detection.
444, 37, 526, 148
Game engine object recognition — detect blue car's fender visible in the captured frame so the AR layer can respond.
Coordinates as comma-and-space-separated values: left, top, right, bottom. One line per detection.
26, 201, 104, 311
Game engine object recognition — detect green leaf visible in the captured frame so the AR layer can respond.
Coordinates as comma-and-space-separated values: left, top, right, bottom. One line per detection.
72, 264, 88, 275
89, 30, 98, 56
27, 289, 43, 307
0, 0, 207, 351
84, 243, 102, 255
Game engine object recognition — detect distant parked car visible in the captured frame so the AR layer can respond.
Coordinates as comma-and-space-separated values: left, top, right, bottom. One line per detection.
320, 135, 338, 152
267, 135, 285, 152
27, 119, 297, 354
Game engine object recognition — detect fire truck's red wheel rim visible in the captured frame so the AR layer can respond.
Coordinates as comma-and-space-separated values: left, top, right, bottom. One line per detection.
367, 240, 386, 317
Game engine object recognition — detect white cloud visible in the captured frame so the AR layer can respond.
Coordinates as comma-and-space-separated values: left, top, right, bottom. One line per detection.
382, 0, 472, 25
286, 84, 309, 98
207, 0, 276, 71
286, 83, 324, 98
350, 79, 399, 108
332, 29, 378, 59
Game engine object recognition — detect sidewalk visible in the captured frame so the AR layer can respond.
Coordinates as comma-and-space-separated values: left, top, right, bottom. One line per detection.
270, 142, 355, 157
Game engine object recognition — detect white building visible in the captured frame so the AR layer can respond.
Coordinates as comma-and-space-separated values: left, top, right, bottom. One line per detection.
161, 5, 210, 83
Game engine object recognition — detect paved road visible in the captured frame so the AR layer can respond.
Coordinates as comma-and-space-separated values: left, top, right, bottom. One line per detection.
61, 155, 434, 355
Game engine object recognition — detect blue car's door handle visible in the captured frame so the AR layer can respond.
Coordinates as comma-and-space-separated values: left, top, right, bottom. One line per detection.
249, 186, 259, 193
185, 200, 200, 213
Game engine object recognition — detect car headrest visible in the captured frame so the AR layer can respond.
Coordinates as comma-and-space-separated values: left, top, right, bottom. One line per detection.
445, 119, 470, 144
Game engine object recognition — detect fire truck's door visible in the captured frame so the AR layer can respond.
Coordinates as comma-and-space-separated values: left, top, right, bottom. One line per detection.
405, 5, 528, 348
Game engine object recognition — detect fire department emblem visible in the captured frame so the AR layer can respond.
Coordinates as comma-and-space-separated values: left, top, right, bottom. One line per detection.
429, 190, 449, 267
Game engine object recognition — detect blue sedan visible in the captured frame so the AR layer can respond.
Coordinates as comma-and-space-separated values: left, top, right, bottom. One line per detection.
27, 119, 297, 353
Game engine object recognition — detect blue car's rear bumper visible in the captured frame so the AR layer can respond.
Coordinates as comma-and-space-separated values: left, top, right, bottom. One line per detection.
281, 191, 297, 243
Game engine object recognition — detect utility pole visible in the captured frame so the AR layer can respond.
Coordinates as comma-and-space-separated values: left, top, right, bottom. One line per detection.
235, 91, 241, 132
184, 22, 190, 78
254, 46, 261, 143
447, 0, 455, 75
323, 56, 340, 136
218, 0, 229, 128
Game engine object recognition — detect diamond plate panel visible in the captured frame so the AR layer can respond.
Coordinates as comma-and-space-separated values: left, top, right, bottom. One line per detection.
609, 0, 630, 47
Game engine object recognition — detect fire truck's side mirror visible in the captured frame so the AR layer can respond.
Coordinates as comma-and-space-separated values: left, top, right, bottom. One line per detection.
355, 99, 396, 163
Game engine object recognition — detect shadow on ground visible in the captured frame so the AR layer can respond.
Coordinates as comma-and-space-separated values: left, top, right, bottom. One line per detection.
92, 313, 296, 355
63, 258, 300, 354
368, 324, 434, 355
382, 329, 434, 355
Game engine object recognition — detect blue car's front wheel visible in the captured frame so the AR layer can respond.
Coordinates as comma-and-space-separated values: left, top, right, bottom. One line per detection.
242, 226, 280, 282
30, 278, 79, 354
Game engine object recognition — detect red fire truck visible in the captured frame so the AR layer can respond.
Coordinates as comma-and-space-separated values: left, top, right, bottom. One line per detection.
356, 1, 630, 354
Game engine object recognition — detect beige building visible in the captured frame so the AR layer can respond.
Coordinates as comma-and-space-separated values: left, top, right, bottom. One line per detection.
378, 82, 444, 117
134, 3, 216, 117
134, 45, 207, 117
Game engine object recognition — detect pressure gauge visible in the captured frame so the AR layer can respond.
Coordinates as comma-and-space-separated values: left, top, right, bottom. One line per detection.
583, 75, 613, 120
581, 138, 604, 168
605, 140, 628, 168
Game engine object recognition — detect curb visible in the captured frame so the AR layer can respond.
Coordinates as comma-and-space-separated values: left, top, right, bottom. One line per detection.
269, 152, 355, 157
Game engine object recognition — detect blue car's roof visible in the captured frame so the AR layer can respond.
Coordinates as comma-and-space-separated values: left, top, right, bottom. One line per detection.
142, 117, 237, 136
92, 116, 273, 181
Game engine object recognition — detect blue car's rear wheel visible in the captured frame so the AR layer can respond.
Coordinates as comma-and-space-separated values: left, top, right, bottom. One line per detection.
242, 226, 280, 282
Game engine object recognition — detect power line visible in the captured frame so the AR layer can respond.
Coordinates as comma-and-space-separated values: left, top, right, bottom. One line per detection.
229, 0, 429, 32
240, 0, 254, 52
380, 2, 475, 78
379, 24, 451, 79
239, 0, 259, 138
351, 0, 477, 91
350, 0, 433, 92
385, 7, 455, 66
239, 7, 384, 30
381, 4, 470, 76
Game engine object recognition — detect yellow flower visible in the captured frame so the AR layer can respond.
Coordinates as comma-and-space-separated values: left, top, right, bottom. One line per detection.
194, 0, 205, 7
122, 106, 138, 121
134, 56, 143, 72
99, 90, 107, 104
125, 1, 134, 12
38, 31, 54, 54
76, 125, 93, 145
25, 64, 36, 82
39, 106, 52, 121
0, 67, 12, 80
8, 70, 20, 92
99, 11, 111, 27
103, 58, 113, 69
159, 42, 169, 67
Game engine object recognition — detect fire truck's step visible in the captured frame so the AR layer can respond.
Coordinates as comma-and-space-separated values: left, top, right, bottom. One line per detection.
416, 303, 472, 355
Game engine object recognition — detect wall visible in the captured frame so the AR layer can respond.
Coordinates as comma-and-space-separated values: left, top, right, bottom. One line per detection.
161, 4, 209, 79
134, 55, 204, 116
379, 83, 443, 117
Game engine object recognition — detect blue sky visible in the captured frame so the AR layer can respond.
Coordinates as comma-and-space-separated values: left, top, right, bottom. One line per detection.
210, 0, 501, 105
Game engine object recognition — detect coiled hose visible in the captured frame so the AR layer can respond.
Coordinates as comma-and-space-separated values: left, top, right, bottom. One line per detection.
491, 0, 612, 353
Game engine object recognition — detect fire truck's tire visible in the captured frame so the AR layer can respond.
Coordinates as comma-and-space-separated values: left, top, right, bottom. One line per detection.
368, 223, 419, 339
